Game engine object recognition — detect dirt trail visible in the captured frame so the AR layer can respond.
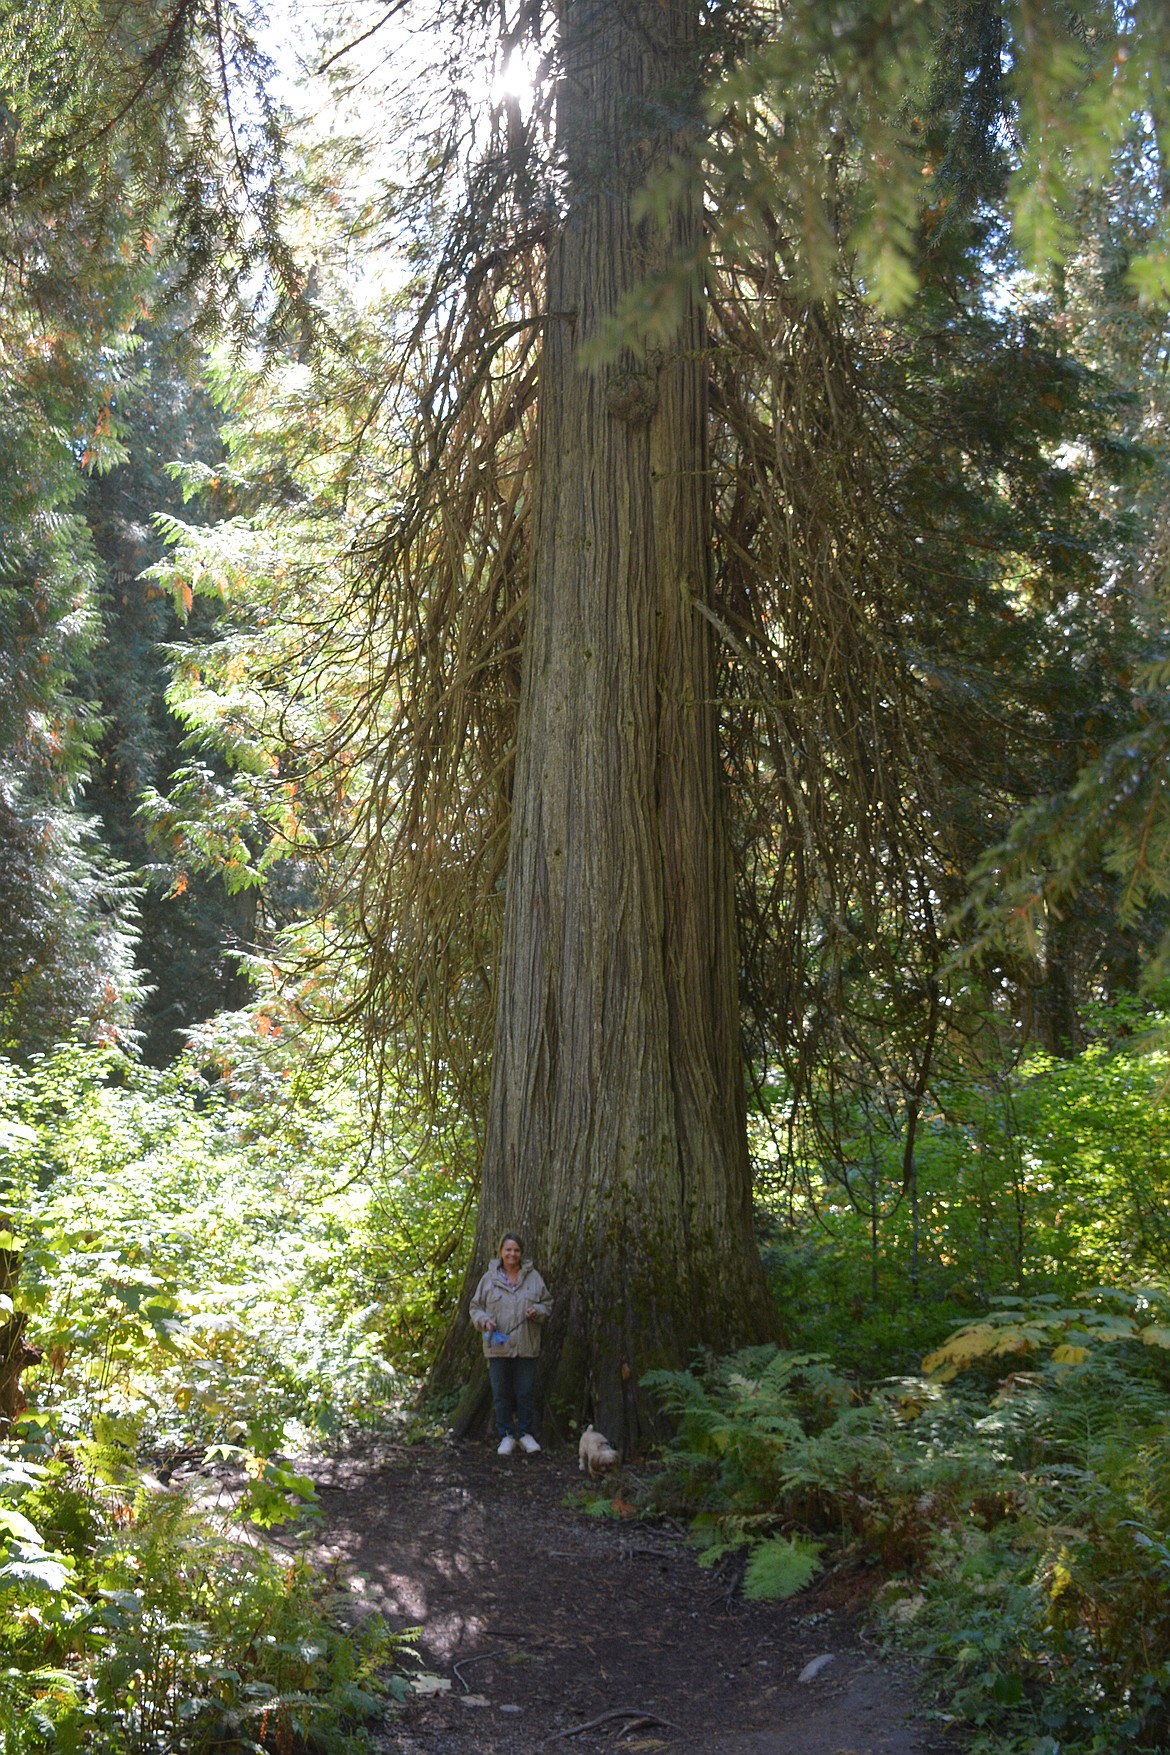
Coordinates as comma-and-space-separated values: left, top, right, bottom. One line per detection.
305, 1439, 957, 1755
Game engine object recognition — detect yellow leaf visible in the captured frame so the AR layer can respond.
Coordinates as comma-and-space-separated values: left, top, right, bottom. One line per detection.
1051, 1344, 1089, 1364
1048, 1558, 1074, 1602
992, 1330, 1035, 1356
948, 1324, 997, 1359
922, 1321, 1005, 1376
1141, 1326, 1170, 1348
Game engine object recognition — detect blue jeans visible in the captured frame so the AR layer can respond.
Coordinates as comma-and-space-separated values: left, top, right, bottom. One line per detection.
488, 1356, 537, 1439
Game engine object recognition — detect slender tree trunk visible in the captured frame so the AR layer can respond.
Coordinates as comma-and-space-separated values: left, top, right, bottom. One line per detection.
0, 1233, 36, 1435
1039, 912, 1080, 1059
435, 0, 777, 1450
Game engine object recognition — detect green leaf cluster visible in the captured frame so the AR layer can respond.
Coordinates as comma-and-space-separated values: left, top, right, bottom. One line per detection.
752, 995, 1170, 1380
741, 1534, 824, 1601
0, 1027, 460, 1750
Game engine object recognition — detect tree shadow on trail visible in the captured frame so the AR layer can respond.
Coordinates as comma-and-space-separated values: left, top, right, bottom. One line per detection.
306, 1437, 958, 1754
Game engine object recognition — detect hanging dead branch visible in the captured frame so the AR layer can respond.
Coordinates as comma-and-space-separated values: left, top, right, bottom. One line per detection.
297, 52, 554, 1130
709, 252, 955, 1177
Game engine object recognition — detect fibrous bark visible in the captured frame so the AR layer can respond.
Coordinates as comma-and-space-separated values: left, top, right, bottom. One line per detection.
438, 0, 777, 1450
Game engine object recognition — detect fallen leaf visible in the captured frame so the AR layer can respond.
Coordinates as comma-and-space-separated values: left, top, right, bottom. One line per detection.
409, 1674, 451, 1696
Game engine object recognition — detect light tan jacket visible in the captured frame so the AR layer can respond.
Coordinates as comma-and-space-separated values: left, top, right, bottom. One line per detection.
469, 1258, 552, 1358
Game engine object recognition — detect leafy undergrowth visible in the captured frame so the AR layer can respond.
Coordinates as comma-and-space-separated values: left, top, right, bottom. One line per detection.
0, 1439, 412, 1755
0, 1035, 458, 1752
644, 1304, 1170, 1754
3, 1037, 471, 1454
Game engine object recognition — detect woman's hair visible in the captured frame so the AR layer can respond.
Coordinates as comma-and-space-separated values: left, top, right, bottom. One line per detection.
498, 1231, 524, 1256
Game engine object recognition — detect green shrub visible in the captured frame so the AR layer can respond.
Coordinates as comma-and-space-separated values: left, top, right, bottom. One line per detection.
646, 1336, 1170, 1754
0, 1036, 445, 1754
0, 1444, 407, 1755
753, 1000, 1170, 1383
1, 1038, 472, 1458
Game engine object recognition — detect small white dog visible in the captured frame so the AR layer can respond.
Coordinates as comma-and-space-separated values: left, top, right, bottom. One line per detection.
578, 1424, 619, 1478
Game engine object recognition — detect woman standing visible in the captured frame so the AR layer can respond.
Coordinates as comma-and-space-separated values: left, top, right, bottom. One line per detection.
469, 1233, 552, 1455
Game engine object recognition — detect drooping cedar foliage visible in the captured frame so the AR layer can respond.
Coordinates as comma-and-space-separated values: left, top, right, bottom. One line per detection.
303, 0, 1162, 1159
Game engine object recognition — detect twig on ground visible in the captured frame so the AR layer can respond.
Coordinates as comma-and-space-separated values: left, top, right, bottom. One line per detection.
452, 1649, 505, 1691
555, 1707, 679, 1738
452, 1634, 552, 1689
699, 1552, 745, 1608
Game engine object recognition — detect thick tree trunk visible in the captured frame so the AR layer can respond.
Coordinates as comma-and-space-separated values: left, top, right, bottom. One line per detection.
435, 0, 777, 1449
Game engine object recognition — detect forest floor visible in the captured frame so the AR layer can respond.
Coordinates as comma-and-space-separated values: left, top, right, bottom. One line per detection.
300, 1436, 962, 1755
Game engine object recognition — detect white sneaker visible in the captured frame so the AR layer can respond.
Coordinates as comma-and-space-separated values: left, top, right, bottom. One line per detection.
518, 1434, 541, 1454
497, 1435, 517, 1456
